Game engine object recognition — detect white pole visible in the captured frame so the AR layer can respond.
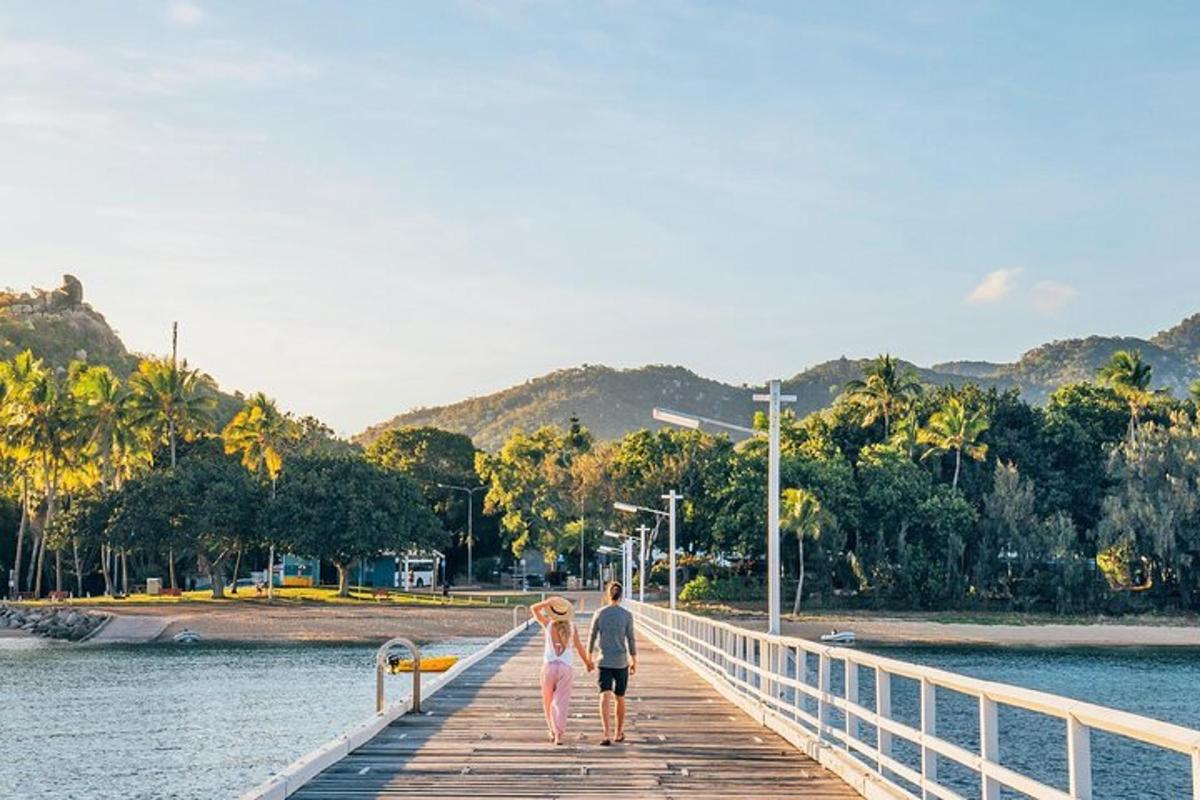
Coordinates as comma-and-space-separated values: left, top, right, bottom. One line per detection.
754, 379, 793, 636
663, 490, 680, 610
767, 381, 781, 635
466, 489, 474, 585
637, 524, 649, 603
624, 538, 633, 599
267, 545, 275, 602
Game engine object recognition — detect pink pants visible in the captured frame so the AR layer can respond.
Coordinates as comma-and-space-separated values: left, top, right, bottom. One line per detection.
540, 660, 575, 735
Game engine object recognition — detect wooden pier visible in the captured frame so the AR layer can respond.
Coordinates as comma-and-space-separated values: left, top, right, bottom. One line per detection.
290, 626, 859, 799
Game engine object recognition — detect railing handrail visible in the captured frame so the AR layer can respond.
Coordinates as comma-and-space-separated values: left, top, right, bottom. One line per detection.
628, 600, 1200, 800
376, 637, 421, 714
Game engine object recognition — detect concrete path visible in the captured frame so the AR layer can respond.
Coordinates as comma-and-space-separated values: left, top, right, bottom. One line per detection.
85, 613, 173, 643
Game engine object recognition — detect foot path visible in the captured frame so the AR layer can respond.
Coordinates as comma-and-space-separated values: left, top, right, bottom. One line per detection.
291, 626, 858, 799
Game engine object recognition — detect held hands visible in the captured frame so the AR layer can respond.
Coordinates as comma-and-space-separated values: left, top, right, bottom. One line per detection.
585, 657, 596, 672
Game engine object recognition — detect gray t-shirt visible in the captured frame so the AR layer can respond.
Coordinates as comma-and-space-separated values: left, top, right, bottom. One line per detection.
588, 604, 637, 669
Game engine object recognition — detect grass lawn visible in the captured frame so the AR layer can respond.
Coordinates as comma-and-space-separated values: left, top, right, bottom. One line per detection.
15, 586, 544, 608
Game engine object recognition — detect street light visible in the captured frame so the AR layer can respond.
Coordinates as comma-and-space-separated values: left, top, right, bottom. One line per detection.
614, 494, 680, 610
436, 483, 487, 585
651, 378, 795, 636
604, 531, 636, 596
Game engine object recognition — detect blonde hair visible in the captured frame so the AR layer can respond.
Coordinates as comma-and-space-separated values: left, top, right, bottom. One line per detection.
551, 619, 571, 639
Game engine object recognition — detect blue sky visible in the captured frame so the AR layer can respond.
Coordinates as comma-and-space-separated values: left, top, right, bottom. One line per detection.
2, 2, 1198, 433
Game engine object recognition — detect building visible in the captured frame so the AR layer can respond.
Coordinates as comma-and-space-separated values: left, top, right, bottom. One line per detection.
353, 550, 445, 590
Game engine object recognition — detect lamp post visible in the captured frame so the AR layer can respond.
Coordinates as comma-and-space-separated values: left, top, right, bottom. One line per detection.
653, 377, 795, 635
436, 483, 487, 585
604, 530, 637, 602
636, 524, 649, 602
614, 498, 678, 609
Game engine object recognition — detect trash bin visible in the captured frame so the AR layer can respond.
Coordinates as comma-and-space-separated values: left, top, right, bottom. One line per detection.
146, 577, 162, 596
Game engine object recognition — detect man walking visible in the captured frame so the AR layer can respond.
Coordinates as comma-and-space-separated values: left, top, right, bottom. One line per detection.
587, 582, 637, 746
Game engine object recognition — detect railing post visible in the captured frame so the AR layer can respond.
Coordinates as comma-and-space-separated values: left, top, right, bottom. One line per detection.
845, 661, 859, 749
817, 651, 831, 742
980, 695, 999, 800
1192, 748, 1200, 800
876, 667, 892, 773
920, 678, 937, 798
512, 604, 528, 628
1067, 716, 1092, 800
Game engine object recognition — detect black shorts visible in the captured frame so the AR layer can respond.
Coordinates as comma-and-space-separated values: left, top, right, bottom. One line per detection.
598, 666, 629, 696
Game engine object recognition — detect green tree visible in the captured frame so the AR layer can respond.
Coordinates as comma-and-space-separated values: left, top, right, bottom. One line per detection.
127, 357, 217, 469
843, 354, 923, 439
476, 425, 591, 561
265, 456, 444, 596
222, 393, 294, 496
1097, 349, 1154, 445
1097, 412, 1200, 609
126, 356, 216, 589
222, 392, 297, 592
919, 395, 989, 490
781, 487, 826, 614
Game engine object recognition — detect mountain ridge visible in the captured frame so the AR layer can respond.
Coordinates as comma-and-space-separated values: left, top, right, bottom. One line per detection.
358, 313, 1200, 450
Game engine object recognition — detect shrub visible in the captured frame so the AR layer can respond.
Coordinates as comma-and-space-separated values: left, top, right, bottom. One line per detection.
679, 574, 766, 603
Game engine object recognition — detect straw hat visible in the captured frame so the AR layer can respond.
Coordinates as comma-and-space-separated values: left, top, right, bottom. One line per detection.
545, 596, 575, 623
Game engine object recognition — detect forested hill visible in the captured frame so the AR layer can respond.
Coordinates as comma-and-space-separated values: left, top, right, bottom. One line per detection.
356, 360, 1010, 451
0, 275, 244, 422
361, 313, 1200, 451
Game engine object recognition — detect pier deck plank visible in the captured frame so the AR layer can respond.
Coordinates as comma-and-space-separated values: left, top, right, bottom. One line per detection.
292, 626, 859, 799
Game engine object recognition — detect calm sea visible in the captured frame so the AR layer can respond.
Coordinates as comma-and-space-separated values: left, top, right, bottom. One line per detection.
826, 644, 1200, 800
2, 638, 1197, 799
0, 638, 485, 800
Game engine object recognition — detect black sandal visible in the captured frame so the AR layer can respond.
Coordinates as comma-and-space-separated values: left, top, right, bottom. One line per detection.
600, 739, 612, 746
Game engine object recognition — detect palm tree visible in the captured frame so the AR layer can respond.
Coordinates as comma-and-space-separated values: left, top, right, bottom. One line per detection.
72, 365, 145, 595
1, 352, 42, 597
7, 355, 75, 596
222, 392, 294, 595
1188, 379, 1200, 409
782, 487, 823, 615
127, 357, 216, 588
843, 354, 923, 439
919, 395, 989, 490
126, 357, 216, 468
1097, 350, 1153, 445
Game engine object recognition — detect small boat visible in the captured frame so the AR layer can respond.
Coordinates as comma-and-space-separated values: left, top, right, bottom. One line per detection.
388, 655, 458, 674
173, 629, 202, 644
820, 630, 856, 645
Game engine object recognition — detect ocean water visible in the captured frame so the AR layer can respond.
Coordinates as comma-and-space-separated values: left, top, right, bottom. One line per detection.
0, 638, 486, 800
803, 643, 1200, 800
3, 637, 1197, 800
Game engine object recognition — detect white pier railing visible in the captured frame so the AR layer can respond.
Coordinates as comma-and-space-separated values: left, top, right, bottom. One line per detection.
629, 601, 1200, 800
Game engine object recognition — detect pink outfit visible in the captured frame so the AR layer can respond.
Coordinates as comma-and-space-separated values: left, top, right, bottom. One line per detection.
541, 660, 575, 735
541, 624, 575, 736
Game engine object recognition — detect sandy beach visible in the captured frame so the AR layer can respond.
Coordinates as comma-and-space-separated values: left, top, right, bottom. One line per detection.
67, 602, 517, 644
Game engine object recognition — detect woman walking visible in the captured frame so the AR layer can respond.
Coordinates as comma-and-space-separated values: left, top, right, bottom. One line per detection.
531, 596, 593, 745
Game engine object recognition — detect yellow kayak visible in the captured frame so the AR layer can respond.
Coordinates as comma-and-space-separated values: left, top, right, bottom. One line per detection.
388, 655, 458, 674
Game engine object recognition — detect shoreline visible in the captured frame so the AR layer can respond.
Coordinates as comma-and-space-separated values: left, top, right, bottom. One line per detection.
68, 602, 518, 645
730, 615, 1200, 647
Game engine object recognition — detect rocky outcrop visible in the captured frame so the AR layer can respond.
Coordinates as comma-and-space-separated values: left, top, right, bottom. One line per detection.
0, 274, 84, 313
0, 603, 108, 642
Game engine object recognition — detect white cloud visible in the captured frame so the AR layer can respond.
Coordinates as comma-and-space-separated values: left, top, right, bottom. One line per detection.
965, 268, 1021, 304
0, 96, 111, 133
166, 1, 205, 27
1029, 280, 1078, 314
0, 42, 86, 70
